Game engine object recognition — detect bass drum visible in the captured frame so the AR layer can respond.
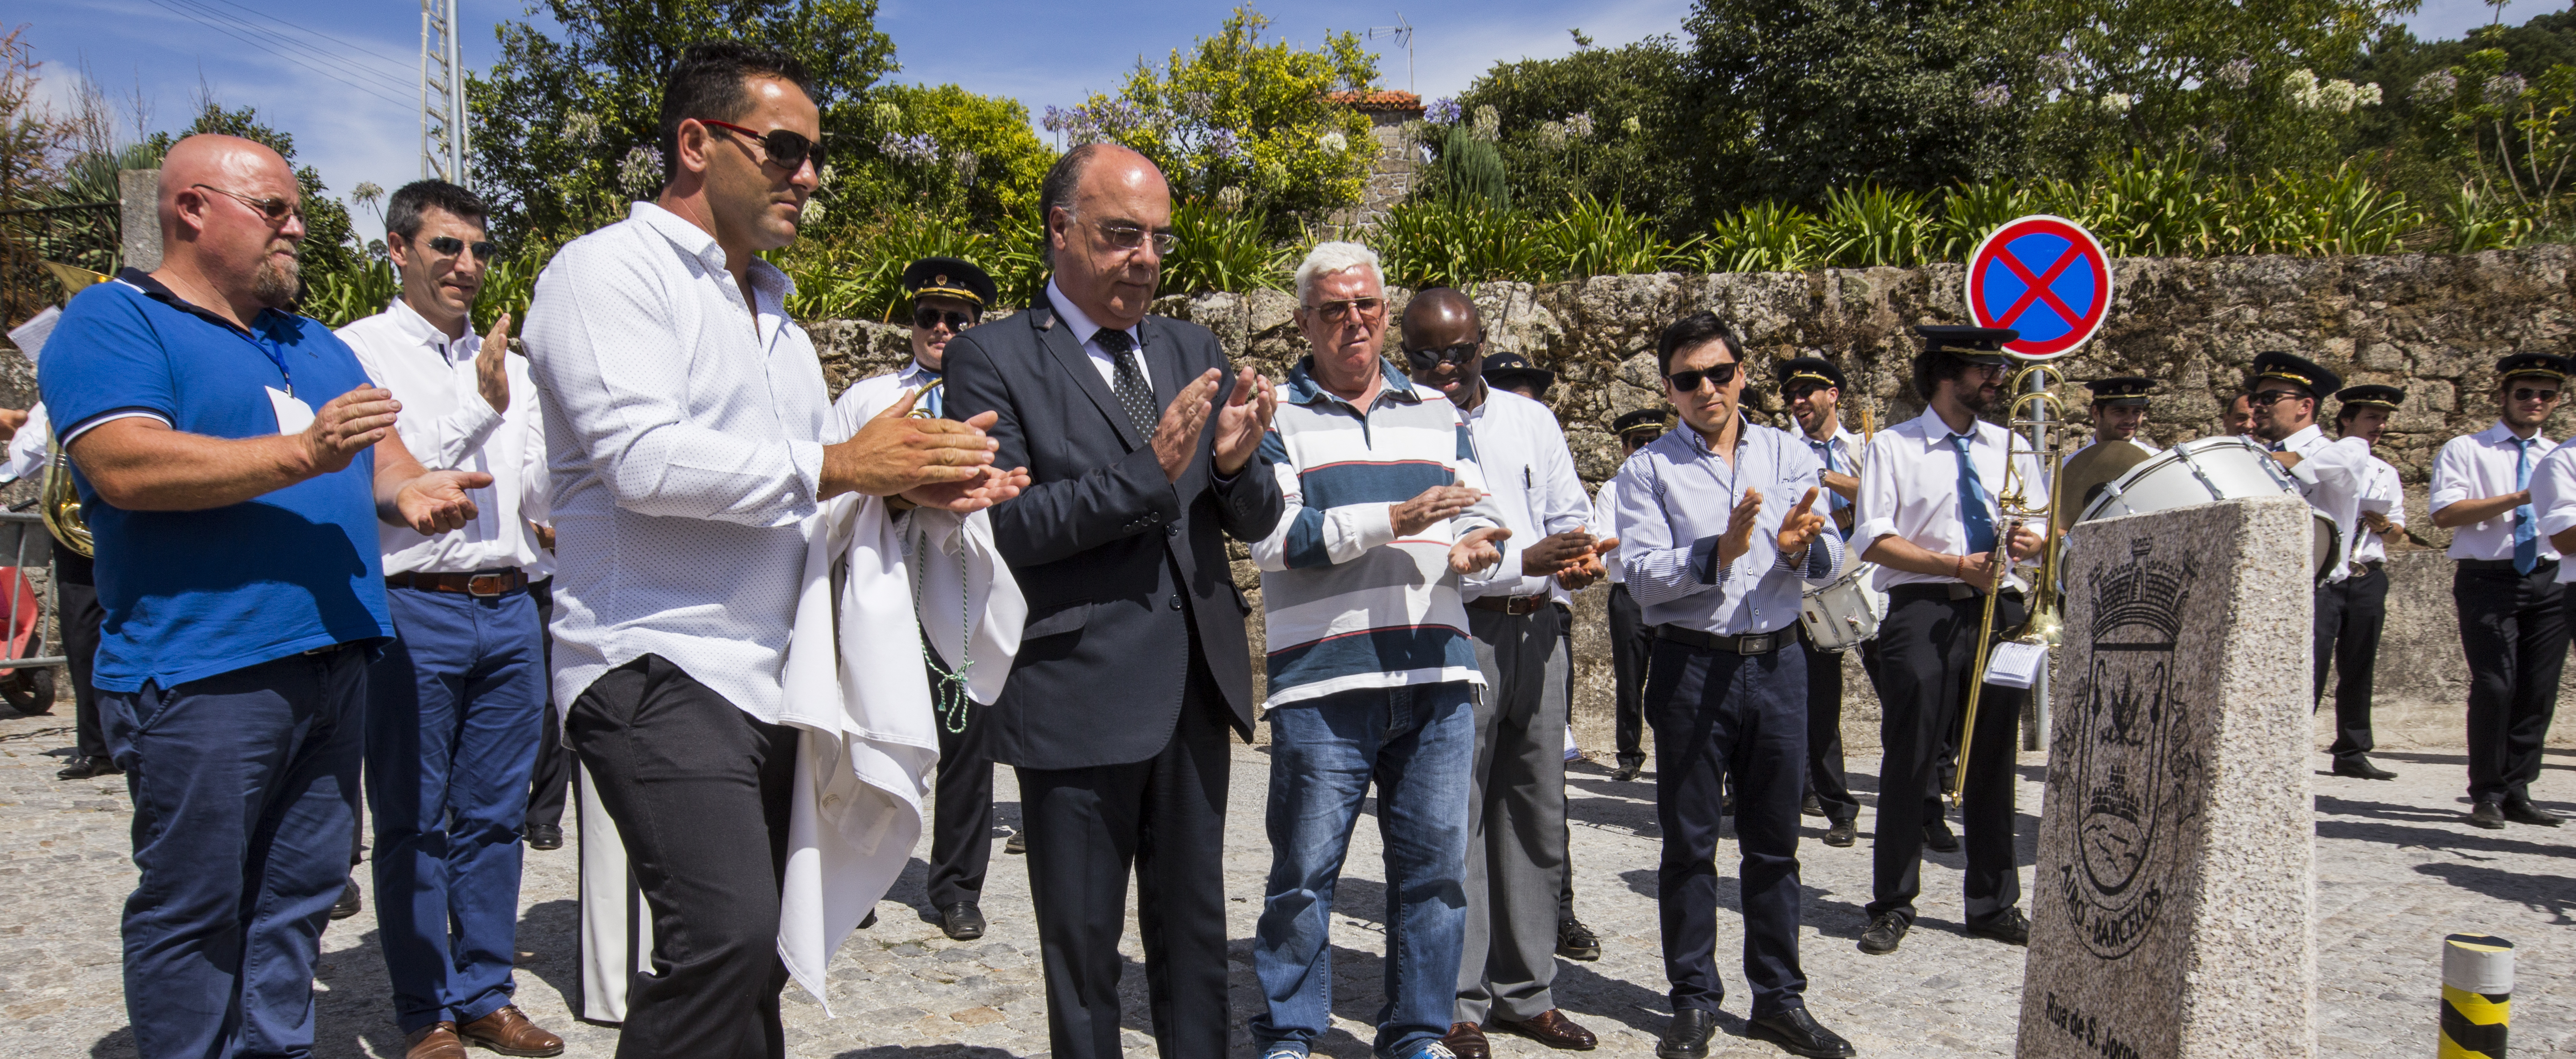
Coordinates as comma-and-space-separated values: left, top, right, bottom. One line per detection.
2077, 436, 2342, 581
1798, 554, 1886, 653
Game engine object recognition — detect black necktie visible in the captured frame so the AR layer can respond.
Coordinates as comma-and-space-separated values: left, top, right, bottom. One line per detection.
1097, 327, 1156, 441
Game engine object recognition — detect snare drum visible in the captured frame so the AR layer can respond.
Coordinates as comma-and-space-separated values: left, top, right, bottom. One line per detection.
1798, 557, 1885, 653
2077, 436, 2342, 580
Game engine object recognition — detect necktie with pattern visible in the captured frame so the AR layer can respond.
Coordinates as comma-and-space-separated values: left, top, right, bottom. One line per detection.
1097, 328, 1156, 441
2514, 437, 2538, 574
1951, 434, 1998, 558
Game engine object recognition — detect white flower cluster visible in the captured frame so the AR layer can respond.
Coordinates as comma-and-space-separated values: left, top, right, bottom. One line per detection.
618, 146, 662, 197
2415, 70, 2459, 104
2286, 69, 2380, 113
1216, 186, 1246, 212
1536, 120, 1567, 148
2487, 73, 2529, 105
1566, 111, 1594, 140
2098, 92, 2134, 115
564, 111, 604, 148
2217, 58, 2256, 90
1472, 104, 1500, 141
1320, 130, 1348, 153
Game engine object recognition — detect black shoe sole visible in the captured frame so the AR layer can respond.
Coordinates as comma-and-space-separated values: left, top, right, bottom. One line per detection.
1556, 944, 1601, 961
1748, 1024, 1855, 1059
1857, 937, 1901, 954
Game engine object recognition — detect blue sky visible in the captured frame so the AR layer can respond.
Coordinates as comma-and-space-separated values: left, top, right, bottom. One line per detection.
20, 0, 2570, 244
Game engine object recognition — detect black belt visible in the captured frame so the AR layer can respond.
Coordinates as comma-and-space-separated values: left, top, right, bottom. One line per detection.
1888, 583, 2024, 604
2459, 558, 2556, 573
1652, 624, 1788, 655
1467, 594, 1548, 616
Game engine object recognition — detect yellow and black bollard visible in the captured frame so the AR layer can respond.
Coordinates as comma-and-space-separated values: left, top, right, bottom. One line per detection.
2440, 933, 2512, 1058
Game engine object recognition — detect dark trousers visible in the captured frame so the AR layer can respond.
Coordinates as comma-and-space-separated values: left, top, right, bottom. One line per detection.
1609, 583, 1649, 770
366, 586, 546, 1032
567, 654, 798, 1059
103, 647, 367, 1059
1648, 636, 1809, 1019
56, 543, 105, 758
1015, 660, 1231, 1059
927, 659, 997, 911
2453, 563, 2569, 802
2312, 564, 2388, 765
1796, 630, 1860, 825
1867, 587, 2023, 928
525, 579, 571, 831
1555, 600, 1579, 922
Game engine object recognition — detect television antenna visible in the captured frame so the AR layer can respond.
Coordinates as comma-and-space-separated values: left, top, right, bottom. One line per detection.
1366, 15, 1415, 96
419, 0, 467, 186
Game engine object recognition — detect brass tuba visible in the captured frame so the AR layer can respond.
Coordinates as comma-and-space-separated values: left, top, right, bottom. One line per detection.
34, 260, 109, 558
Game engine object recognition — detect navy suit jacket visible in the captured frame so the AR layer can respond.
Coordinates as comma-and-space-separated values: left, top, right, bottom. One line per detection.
942, 291, 1285, 770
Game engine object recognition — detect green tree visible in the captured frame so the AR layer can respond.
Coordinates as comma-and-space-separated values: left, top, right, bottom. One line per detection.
834, 82, 1055, 228
1445, 33, 1694, 231
469, 0, 898, 242
144, 103, 362, 290
1044, 5, 1378, 232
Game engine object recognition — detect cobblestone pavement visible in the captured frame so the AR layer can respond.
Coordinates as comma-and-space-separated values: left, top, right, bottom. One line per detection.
0, 707, 2566, 1058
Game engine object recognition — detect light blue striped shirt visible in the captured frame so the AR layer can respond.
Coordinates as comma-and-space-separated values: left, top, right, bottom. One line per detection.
1614, 417, 1843, 636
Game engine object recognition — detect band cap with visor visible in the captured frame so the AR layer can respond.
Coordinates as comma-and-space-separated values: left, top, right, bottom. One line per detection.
902, 256, 996, 311
1612, 407, 1674, 438
2496, 351, 2572, 384
2249, 350, 2342, 401
2084, 376, 2156, 408
1776, 356, 1848, 397
2334, 383, 2405, 410
1481, 351, 1557, 396
1913, 324, 2019, 365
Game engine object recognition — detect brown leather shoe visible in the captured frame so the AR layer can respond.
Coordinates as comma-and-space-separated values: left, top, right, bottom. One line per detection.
457, 1006, 564, 1057
404, 1023, 467, 1059
1441, 1020, 1491, 1059
1497, 1009, 1599, 1051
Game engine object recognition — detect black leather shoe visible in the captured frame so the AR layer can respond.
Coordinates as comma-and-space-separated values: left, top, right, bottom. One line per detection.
330, 878, 363, 921
1858, 912, 1908, 954
1822, 820, 1856, 848
1004, 830, 1026, 855
523, 823, 563, 850
1611, 761, 1643, 783
1748, 1008, 1856, 1058
1924, 818, 1960, 852
1801, 792, 1826, 818
859, 910, 877, 929
1655, 1008, 1718, 1059
1968, 907, 2031, 946
2469, 800, 2508, 829
940, 902, 986, 940
1440, 1021, 1490, 1059
55, 755, 121, 780
1555, 917, 1601, 961
2502, 799, 2564, 827
2330, 758, 2397, 780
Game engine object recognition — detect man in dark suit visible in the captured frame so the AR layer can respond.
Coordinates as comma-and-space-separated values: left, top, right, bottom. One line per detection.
943, 142, 1284, 1059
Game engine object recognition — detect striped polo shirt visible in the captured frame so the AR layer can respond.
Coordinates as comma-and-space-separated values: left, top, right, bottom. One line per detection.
1249, 356, 1504, 705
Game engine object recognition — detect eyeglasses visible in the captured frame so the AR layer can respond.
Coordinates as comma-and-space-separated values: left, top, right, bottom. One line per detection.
191, 183, 303, 226
1304, 297, 1386, 322
1404, 342, 1479, 369
914, 307, 976, 331
1090, 219, 1179, 256
700, 119, 820, 173
1666, 363, 1740, 392
2248, 389, 2307, 407
2512, 386, 2560, 403
423, 235, 499, 260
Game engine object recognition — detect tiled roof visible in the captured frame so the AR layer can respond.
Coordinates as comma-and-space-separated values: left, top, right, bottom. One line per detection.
1325, 89, 1425, 113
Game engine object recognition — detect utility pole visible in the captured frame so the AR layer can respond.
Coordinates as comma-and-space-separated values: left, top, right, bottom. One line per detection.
419, 0, 467, 186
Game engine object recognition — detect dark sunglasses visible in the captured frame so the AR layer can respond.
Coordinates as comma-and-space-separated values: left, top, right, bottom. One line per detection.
700, 119, 820, 172
191, 183, 302, 226
1404, 342, 1480, 370
913, 307, 977, 331
423, 235, 500, 260
2512, 386, 2560, 403
2248, 389, 2307, 407
1666, 363, 1740, 392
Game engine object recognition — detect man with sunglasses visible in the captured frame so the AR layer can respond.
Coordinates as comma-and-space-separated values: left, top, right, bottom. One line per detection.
524, 45, 1022, 1059
1400, 288, 1607, 1059
942, 142, 1282, 1059
40, 133, 488, 1059
1849, 325, 2046, 958
2314, 384, 2407, 785
1614, 312, 1851, 1059
827, 255, 1000, 942
1777, 357, 1874, 850
2429, 352, 2571, 828
2244, 352, 2376, 585
338, 178, 564, 1059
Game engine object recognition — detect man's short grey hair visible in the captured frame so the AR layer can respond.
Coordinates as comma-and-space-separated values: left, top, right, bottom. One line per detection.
1296, 241, 1382, 305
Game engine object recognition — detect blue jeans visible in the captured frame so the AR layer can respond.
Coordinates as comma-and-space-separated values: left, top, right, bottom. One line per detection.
1252, 682, 1476, 1059
366, 585, 546, 1032
103, 646, 368, 1059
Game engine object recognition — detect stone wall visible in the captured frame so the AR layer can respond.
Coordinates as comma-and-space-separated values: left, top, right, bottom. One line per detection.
812, 246, 2576, 753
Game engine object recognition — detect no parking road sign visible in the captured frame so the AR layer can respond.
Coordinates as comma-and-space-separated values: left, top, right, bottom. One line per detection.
1964, 215, 2112, 361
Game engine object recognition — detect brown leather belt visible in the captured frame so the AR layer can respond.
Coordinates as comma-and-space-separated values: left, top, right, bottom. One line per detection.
387, 569, 529, 598
1466, 594, 1548, 616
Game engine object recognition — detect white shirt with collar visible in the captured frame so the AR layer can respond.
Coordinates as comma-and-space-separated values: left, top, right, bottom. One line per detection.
0, 402, 48, 483
830, 359, 942, 441
2270, 423, 2375, 583
1044, 279, 1148, 392
1459, 384, 1590, 603
2431, 421, 2561, 563
2350, 451, 2404, 565
1591, 472, 1629, 585
340, 297, 551, 579
1793, 420, 1865, 530
1854, 407, 2045, 593
2070, 435, 2161, 457
2527, 443, 2576, 582
523, 201, 832, 721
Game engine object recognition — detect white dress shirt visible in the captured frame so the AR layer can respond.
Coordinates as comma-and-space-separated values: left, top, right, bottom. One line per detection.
1854, 408, 2044, 592
830, 359, 942, 440
1044, 279, 1148, 392
2431, 421, 2561, 562
0, 402, 48, 483
1794, 420, 1866, 530
2350, 453, 2404, 565
2272, 423, 2376, 583
1460, 387, 1590, 602
2527, 443, 2576, 582
340, 298, 550, 578
1591, 473, 1628, 585
1616, 420, 1843, 635
523, 202, 832, 719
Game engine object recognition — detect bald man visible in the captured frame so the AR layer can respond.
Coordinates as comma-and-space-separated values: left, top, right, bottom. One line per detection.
943, 143, 1282, 1059
39, 133, 485, 1059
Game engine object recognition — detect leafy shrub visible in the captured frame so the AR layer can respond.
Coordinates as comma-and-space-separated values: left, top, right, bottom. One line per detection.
1373, 198, 1538, 289
1532, 195, 1672, 279
1160, 198, 1288, 295
298, 258, 398, 328
1701, 201, 1821, 274
1815, 185, 1933, 267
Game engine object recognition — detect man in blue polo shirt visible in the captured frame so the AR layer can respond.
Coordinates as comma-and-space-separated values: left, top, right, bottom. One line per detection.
38, 134, 485, 1059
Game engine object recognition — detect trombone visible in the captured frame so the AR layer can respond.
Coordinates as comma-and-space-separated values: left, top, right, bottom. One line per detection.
1948, 362, 2068, 805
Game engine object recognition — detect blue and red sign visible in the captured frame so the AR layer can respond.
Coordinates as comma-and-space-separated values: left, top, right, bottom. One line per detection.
1964, 215, 2112, 361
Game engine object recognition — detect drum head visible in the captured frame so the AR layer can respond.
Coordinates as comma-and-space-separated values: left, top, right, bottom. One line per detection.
2059, 443, 2153, 524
